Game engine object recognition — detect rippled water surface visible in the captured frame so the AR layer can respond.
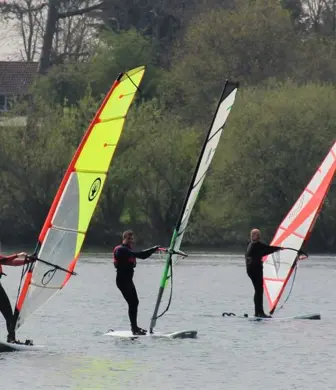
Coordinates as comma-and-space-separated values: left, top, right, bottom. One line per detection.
1, 252, 336, 389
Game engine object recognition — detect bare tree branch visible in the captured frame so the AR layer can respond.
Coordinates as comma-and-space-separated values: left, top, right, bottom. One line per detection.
58, 1, 104, 19
1, 0, 102, 67
0, 1, 47, 15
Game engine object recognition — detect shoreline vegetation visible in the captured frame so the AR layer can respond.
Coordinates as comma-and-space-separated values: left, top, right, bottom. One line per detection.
0, 243, 334, 257
0, 0, 335, 252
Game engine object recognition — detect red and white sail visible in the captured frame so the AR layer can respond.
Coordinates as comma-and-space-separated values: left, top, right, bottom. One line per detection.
263, 140, 336, 314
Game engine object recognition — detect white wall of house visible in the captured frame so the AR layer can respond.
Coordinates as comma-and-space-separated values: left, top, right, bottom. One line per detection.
0, 116, 27, 127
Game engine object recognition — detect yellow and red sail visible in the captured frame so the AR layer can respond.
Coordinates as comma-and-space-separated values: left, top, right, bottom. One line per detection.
13, 66, 145, 330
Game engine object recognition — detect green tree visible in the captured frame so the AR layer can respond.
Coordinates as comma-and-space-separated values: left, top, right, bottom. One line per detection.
281, 0, 306, 28
295, 35, 336, 84
163, 0, 297, 123
0, 91, 96, 244
192, 81, 336, 250
33, 29, 161, 108
87, 29, 162, 100
97, 0, 234, 66
103, 99, 200, 245
33, 63, 90, 107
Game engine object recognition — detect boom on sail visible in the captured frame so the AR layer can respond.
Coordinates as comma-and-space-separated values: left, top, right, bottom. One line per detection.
13, 66, 145, 331
149, 80, 239, 333
263, 140, 336, 314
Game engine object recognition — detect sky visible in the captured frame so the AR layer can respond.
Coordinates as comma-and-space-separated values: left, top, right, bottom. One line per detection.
0, 17, 23, 60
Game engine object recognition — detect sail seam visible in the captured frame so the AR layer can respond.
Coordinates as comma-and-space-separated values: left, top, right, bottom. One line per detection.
206, 127, 223, 143
51, 225, 86, 234
305, 188, 314, 196
99, 115, 125, 123
191, 171, 207, 190
292, 231, 305, 239
30, 283, 60, 289
74, 169, 108, 174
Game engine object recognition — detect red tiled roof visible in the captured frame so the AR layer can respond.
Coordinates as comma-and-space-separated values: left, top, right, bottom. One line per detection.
0, 61, 38, 95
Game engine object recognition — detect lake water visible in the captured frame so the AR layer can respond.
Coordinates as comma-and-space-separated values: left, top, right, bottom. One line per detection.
1, 252, 336, 390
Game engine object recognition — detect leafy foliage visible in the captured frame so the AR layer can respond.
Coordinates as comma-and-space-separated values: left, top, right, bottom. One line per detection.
1, 1, 335, 251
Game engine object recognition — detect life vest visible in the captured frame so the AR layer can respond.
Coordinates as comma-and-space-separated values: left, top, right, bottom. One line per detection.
113, 245, 136, 268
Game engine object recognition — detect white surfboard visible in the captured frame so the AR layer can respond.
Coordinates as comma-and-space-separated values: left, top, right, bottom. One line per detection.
222, 312, 321, 321
0, 340, 44, 352
104, 329, 197, 339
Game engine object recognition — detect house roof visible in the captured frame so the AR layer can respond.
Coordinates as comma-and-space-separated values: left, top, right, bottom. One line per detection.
0, 61, 38, 95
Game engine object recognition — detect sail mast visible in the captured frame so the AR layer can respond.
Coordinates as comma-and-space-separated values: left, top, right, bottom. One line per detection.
149, 80, 239, 333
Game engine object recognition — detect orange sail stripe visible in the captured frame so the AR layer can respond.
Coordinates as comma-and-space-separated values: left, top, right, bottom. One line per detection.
16, 271, 33, 311
62, 255, 79, 288
264, 277, 285, 282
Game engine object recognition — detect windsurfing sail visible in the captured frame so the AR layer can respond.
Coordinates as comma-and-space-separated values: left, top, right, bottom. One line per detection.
263, 140, 336, 314
13, 66, 145, 330
149, 80, 239, 333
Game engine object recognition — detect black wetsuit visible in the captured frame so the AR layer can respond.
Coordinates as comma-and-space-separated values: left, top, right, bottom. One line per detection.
114, 244, 158, 331
0, 281, 15, 341
245, 240, 281, 316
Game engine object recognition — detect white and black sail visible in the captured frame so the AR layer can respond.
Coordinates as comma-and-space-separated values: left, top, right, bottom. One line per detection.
149, 80, 239, 333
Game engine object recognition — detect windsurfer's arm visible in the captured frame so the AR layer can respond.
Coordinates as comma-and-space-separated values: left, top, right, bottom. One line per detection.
259, 243, 282, 257
0, 252, 30, 266
131, 246, 160, 260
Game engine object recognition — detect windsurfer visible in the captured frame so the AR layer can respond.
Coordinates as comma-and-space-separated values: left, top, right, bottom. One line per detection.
113, 230, 160, 335
245, 229, 283, 318
0, 252, 32, 343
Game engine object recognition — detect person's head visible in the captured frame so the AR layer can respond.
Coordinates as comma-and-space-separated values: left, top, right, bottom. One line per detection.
250, 228, 261, 242
122, 230, 134, 247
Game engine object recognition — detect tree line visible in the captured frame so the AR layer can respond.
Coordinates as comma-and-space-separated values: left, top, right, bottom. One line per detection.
0, 0, 335, 251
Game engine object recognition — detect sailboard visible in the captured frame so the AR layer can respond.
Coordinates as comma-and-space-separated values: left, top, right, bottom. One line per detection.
262, 140, 336, 317
4, 66, 145, 349
0, 340, 44, 352
147, 80, 239, 337
104, 329, 197, 340
222, 312, 321, 321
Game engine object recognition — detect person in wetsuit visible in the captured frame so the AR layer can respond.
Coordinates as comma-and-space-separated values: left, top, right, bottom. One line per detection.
0, 252, 32, 343
113, 230, 160, 335
245, 229, 283, 318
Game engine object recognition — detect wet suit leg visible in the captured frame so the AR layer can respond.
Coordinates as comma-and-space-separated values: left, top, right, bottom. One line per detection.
247, 266, 265, 316
116, 277, 140, 331
0, 283, 15, 341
